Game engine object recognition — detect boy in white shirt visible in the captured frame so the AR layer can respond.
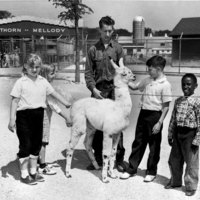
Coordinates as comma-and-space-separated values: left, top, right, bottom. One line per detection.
121, 55, 172, 182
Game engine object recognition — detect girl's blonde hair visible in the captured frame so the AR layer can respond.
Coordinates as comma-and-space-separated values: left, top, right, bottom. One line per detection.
39, 63, 57, 81
22, 53, 42, 74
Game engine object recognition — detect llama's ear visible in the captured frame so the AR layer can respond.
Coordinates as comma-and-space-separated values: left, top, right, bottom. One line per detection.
119, 57, 124, 68
109, 57, 119, 69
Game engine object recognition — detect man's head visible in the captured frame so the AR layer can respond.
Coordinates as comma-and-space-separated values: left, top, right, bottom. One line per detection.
99, 16, 115, 44
146, 55, 166, 79
181, 73, 198, 97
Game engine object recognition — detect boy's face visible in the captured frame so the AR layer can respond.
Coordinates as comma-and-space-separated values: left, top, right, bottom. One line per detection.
25, 61, 41, 78
148, 65, 160, 79
100, 24, 113, 44
182, 77, 197, 96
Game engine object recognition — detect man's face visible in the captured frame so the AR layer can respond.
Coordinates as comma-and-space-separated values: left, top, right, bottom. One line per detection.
182, 77, 197, 96
100, 24, 113, 44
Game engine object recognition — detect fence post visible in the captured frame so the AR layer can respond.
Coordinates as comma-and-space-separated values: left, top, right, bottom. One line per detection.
178, 32, 183, 74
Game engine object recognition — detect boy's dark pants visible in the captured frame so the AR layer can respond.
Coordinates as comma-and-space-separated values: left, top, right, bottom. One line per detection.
168, 127, 199, 191
91, 81, 125, 165
128, 109, 162, 175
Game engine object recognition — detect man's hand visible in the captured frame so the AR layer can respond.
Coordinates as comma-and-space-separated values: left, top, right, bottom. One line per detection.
93, 88, 104, 99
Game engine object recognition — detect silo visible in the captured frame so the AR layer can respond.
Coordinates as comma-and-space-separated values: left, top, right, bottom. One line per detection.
133, 16, 145, 45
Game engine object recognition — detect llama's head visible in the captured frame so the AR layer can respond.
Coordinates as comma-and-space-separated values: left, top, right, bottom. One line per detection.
110, 58, 136, 85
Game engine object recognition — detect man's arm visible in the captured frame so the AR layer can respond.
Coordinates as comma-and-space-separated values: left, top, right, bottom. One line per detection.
85, 47, 103, 99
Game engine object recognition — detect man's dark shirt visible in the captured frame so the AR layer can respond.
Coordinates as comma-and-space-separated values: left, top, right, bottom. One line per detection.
85, 39, 124, 94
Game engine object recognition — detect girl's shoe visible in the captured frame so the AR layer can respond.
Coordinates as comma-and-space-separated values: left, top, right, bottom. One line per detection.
38, 165, 57, 175
30, 173, 45, 182
20, 176, 37, 185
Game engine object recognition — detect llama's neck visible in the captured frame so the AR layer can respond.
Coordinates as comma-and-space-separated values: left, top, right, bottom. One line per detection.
114, 82, 132, 117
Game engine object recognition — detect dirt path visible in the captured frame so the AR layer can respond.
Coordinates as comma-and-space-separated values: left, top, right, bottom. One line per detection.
0, 74, 199, 200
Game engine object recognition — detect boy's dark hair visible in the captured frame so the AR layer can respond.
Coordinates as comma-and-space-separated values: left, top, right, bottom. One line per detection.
146, 55, 166, 70
99, 16, 115, 29
182, 73, 197, 84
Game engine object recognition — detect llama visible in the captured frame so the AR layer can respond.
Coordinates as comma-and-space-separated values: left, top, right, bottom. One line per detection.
65, 58, 136, 183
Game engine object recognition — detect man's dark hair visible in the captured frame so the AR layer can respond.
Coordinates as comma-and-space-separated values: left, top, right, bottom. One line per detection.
99, 16, 115, 29
146, 55, 166, 70
182, 73, 197, 84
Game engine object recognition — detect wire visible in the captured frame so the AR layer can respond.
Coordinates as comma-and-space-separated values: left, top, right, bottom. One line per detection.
129, 93, 200, 98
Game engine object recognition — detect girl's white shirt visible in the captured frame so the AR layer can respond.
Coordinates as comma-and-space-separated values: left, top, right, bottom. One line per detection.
10, 75, 54, 111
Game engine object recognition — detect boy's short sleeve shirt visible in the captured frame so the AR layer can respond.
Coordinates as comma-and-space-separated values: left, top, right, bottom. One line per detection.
138, 76, 172, 111
10, 75, 54, 111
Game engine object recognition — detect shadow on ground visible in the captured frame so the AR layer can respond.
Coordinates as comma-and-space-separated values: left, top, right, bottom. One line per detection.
1, 158, 20, 180
55, 148, 184, 191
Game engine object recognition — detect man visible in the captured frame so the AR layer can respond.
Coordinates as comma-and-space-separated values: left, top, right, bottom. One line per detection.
85, 16, 126, 171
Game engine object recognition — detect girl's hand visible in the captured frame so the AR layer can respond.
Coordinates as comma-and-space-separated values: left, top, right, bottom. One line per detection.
8, 120, 15, 132
152, 121, 162, 134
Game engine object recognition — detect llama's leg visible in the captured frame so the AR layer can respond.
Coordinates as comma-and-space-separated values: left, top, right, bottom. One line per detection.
65, 127, 82, 178
108, 133, 121, 179
102, 134, 113, 183
84, 125, 100, 170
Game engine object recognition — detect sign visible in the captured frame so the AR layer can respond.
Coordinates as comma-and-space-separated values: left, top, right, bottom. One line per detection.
0, 21, 75, 36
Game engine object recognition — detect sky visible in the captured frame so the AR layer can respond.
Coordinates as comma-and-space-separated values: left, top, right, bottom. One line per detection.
0, 0, 200, 31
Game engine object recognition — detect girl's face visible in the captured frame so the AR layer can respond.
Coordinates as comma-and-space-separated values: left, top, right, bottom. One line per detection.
25, 62, 41, 79
182, 77, 197, 96
47, 66, 56, 82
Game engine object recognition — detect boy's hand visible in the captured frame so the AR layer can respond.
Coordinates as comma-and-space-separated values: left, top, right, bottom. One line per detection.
168, 138, 173, 146
152, 122, 162, 134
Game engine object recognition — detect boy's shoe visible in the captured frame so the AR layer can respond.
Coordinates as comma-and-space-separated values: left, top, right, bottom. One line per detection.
30, 173, 45, 182
119, 172, 136, 179
38, 165, 57, 175
164, 182, 182, 189
185, 190, 196, 196
20, 176, 37, 185
144, 175, 156, 182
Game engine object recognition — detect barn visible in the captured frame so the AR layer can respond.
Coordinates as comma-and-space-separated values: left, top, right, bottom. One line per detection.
170, 17, 200, 67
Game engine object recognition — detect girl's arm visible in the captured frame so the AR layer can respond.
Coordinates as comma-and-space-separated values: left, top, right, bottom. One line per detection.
8, 97, 19, 132
49, 91, 71, 108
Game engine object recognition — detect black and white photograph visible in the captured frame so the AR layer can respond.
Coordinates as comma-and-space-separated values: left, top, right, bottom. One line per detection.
0, 0, 200, 199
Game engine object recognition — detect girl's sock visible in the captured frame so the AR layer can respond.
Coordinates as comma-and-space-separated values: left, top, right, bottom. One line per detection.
19, 157, 29, 178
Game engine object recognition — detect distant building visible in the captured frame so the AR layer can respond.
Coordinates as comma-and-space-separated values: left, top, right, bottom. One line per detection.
0, 16, 83, 65
170, 17, 200, 67
132, 16, 145, 45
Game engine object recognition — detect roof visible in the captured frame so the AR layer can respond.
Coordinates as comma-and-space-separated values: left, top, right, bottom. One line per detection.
0, 15, 83, 28
170, 17, 200, 36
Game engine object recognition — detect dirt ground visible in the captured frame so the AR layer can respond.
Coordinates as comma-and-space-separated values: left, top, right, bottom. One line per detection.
0, 71, 200, 200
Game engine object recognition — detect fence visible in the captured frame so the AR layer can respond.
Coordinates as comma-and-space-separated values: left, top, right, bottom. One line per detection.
1, 37, 200, 74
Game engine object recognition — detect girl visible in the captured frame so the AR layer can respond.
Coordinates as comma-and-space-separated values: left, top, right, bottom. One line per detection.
38, 64, 72, 175
8, 54, 71, 185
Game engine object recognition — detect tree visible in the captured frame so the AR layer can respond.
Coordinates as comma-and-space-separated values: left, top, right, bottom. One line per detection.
0, 10, 14, 19
49, 0, 93, 82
